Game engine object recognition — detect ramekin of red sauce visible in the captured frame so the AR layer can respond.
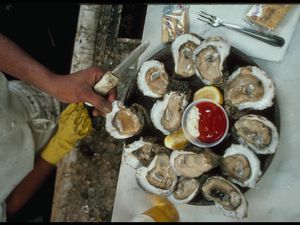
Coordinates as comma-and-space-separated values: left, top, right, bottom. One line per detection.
181, 99, 229, 148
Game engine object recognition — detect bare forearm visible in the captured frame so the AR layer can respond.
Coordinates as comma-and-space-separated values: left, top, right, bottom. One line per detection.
5, 157, 55, 216
0, 33, 55, 92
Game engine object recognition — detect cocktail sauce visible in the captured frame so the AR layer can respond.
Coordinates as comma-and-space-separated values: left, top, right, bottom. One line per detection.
195, 101, 227, 144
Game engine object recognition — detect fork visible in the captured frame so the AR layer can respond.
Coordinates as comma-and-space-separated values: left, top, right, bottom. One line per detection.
197, 11, 285, 47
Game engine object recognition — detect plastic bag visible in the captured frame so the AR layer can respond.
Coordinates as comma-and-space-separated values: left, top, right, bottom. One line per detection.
245, 4, 293, 31
162, 5, 189, 43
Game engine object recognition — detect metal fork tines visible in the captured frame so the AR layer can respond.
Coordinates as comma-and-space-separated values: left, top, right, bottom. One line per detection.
196, 11, 285, 47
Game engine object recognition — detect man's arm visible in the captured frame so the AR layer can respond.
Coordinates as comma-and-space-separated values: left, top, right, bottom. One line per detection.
0, 33, 115, 116
5, 157, 55, 216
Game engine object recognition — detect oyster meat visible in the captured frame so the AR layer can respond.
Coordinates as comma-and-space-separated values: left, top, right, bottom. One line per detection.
168, 177, 200, 204
170, 148, 220, 178
123, 137, 170, 169
172, 33, 202, 78
202, 176, 248, 219
221, 144, 262, 188
193, 36, 230, 85
224, 66, 275, 115
105, 100, 148, 139
137, 60, 169, 98
136, 154, 177, 196
233, 114, 279, 154
151, 91, 189, 135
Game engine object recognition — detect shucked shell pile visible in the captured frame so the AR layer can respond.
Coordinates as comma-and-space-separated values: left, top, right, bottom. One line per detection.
104, 33, 280, 219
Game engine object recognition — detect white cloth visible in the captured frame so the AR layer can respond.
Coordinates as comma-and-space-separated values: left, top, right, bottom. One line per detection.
0, 73, 60, 222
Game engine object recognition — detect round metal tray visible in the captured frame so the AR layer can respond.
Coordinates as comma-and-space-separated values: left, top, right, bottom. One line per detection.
123, 42, 280, 206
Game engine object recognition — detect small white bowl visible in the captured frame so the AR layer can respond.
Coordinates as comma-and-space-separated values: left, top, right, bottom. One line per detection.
181, 99, 229, 148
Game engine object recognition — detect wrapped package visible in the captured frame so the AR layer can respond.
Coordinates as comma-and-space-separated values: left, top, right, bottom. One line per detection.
162, 5, 189, 43
245, 4, 293, 31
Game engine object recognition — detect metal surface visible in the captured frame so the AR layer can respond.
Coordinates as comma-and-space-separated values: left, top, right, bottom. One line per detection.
197, 11, 285, 47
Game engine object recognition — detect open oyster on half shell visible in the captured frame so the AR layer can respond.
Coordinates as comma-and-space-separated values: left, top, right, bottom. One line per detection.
136, 154, 177, 196
224, 66, 275, 118
193, 36, 230, 86
123, 137, 170, 169
150, 81, 190, 135
137, 60, 170, 98
202, 176, 248, 219
170, 148, 221, 178
168, 177, 200, 204
221, 144, 262, 188
105, 100, 149, 139
171, 33, 202, 78
233, 114, 279, 154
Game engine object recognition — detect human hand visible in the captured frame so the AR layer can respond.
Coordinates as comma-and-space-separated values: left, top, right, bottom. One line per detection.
41, 103, 92, 165
48, 67, 117, 117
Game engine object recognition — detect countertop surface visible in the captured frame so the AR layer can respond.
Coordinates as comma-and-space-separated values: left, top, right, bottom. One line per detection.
112, 4, 300, 222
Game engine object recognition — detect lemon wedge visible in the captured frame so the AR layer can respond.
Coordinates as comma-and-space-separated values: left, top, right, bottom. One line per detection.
164, 128, 189, 150
193, 86, 223, 104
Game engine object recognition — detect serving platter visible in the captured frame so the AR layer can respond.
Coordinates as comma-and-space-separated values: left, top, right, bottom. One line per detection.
122, 40, 280, 206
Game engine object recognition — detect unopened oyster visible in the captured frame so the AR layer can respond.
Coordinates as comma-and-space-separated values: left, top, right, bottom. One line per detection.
170, 148, 220, 178
137, 60, 169, 98
202, 176, 248, 219
168, 177, 200, 204
233, 114, 279, 154
224, 66, 275, 117
172, 33, 202, 78
151, 91, 189, 135
193, 36, 230, 85
221, 144, 262, 188
136, 154, 177, 196
123, 137, 170, 169
105, 100, 149, 139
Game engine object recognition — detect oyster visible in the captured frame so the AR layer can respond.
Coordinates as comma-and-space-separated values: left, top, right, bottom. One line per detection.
233, 114, 279, 154
123, 137, 170, 169
137, 60, 169, 98
224, 66, 275, 116
202, 176, 248, 219
170, 148, 220, 178
168, 177, 200, 204
221, 144, 262, 188
151, 91, 189, 135
171, 33, 202, 78
193, 36, 230, 85
105, 100, 148, 139
136, 154, 177, 196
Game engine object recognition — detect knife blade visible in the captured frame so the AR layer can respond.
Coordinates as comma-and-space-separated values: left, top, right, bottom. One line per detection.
85, 41, 149, 107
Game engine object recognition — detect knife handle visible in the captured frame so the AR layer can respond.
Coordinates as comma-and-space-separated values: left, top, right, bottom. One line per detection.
94, 71, 119, 95
84, 71, 119, 107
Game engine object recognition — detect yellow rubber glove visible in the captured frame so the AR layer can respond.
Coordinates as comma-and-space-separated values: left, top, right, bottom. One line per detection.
41, 102, 92, 165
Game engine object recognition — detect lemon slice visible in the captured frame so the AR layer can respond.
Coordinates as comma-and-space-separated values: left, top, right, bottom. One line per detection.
193, 86, 223, 104
164, 128, 189, 150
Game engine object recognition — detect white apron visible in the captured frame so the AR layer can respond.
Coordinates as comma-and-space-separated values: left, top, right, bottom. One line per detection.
0, 73, 60, 221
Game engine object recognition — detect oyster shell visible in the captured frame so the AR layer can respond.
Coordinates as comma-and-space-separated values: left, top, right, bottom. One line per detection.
168, 177, 200, 204
224, 66, 275, 117
233, 114, 279, 154
221, 144, 262, 188
137, 60, 169, 98
202, 176, 248, 219
105, 100, 148, 139
193, 36, 230, 85
136, 154, 177, 196
151, 91, 189, 135
170, 148, 220, 178
172, 33, 202, 78
123, 137, 170, 169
